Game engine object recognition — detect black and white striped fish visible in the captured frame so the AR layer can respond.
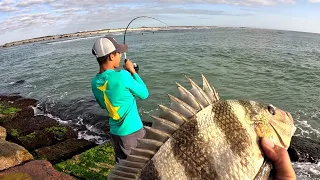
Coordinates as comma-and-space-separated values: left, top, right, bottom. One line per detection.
108, 75, 296, 180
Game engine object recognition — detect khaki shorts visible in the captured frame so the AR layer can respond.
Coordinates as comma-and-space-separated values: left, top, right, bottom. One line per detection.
110, 128, 145, 163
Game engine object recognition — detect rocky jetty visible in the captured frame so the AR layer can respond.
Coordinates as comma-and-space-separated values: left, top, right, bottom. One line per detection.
0, 94, 96, 179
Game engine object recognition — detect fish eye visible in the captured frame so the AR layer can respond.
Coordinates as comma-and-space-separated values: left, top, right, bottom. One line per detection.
267, 104, 276, 115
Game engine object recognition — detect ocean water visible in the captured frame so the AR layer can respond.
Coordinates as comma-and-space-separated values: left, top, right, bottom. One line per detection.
0, 28, 320, 179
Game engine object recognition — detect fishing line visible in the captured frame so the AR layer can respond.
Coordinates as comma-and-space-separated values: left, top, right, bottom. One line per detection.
123, 16, 168, 59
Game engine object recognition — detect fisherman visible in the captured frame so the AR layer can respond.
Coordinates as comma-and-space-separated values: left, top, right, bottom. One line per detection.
91, 36, 149, 162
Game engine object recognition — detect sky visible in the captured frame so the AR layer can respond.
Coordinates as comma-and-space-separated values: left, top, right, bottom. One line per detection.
0, 0, 320, 45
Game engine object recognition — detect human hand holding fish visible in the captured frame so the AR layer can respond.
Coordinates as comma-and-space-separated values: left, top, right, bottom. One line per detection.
261, 137, 296, 180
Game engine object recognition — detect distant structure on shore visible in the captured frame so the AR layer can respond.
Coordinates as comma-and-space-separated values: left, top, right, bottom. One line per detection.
0, 26, 217, 48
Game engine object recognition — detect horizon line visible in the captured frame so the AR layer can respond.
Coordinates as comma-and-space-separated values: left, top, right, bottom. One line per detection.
1, 25, 320, 48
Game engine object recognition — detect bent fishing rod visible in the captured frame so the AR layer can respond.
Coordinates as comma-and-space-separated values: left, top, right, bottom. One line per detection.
123, 16, 168, 60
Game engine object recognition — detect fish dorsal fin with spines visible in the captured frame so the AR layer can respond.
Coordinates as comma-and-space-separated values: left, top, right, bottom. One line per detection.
108, 75, 219, 180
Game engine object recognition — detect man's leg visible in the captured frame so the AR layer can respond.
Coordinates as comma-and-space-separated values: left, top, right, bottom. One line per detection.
120, 128, 146, 156
110, 133, 127, 163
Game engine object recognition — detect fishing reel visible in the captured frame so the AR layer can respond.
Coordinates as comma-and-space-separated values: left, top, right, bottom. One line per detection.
125, 59, 139, 73
133, 62, 139, 73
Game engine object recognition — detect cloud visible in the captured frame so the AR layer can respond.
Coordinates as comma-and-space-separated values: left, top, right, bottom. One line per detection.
309, 0, 320, 2
16, 0, 55, 7
0, 0, 296, 13
1, 1, 254, 39
0, 0, 17, 12
0, 13, 64, 33
158, 0, 296, 6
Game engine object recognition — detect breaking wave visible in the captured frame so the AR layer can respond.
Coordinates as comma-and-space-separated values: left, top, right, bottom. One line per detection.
293, 162, 320, 180
294, 110, 320, 139
46, 36, 98, 45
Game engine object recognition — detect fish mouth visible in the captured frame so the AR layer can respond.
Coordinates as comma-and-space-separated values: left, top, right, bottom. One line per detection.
291, 125, 297, 137
268, 110, 296, 148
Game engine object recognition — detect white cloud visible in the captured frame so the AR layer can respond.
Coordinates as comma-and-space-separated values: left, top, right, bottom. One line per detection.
309, 0, 320, 2
0, 6, 16, 12
0, 13, 64, 33
54, 8, 82, 13
16, 0, 55, 7
158, 0, 295, 6
0, 0, 17, 12
0, 0, 296, 13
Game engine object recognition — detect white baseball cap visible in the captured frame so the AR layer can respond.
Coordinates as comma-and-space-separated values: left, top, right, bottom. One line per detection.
92, 36, 128, 58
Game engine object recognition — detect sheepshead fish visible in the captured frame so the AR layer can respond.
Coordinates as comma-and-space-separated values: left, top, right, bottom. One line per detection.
108, 75, 296, 180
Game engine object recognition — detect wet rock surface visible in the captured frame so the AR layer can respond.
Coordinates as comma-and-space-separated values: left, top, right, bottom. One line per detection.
0, 95, 97, 164
17, 125, 78, 151
35, 138, 96, 164
4, 115, 60, 139
0, 94, 37, 108
0, 95, 35, 125
288, 136, 320, 163
0, 94, 23, 102
0, 94, 97, 178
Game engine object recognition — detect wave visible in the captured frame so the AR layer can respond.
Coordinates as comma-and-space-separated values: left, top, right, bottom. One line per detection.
33, 105, 71, 125
46, 36, 98, 45
46, 32, 124, 45
293, 162, 320, 179
78, 131, 108, 144
294, 110, 320, 139
139, 107, 158, 114
110, 32, 123, 36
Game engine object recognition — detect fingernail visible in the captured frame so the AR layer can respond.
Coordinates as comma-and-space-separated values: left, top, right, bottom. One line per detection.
262, 137, 275, 148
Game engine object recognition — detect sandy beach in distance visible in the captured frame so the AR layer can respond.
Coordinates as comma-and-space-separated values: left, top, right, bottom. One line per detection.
0, 26, 215, 48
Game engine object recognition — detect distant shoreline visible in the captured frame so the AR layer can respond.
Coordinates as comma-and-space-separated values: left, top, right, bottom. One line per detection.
2, 26, 319, 48
0, 26, 218, 48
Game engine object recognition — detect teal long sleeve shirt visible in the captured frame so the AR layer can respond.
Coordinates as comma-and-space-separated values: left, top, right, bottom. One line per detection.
91, 69, 148, 136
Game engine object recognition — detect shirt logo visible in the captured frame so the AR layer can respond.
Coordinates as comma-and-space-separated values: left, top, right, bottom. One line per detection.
97, 81, 121, 120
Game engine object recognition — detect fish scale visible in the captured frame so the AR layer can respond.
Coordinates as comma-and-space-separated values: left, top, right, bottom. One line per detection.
108, 75, 295, 180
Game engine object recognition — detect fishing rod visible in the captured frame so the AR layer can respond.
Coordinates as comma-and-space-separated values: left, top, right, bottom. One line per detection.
123, 16, 168, 60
